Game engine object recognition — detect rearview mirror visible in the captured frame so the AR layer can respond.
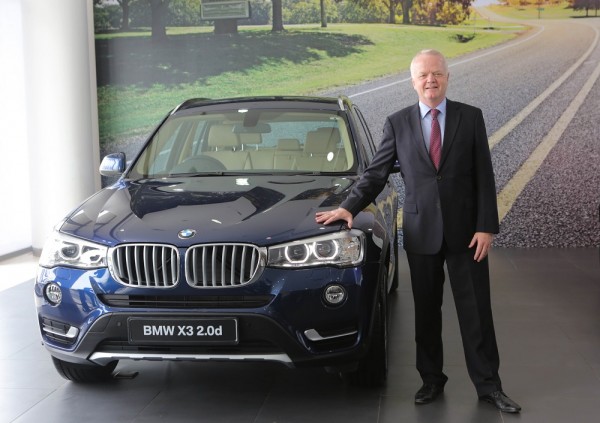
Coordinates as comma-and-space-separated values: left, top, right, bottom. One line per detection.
233, 123, 271, 134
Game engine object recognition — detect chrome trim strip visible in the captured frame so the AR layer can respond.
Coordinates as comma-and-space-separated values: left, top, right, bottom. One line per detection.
89, 352, 293, 366
43, 325, 79, 339
304, 328, 358, 342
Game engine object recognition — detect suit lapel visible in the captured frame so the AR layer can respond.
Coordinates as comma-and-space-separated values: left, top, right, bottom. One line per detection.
407, 104, 432, 166
440, 99, 460, 170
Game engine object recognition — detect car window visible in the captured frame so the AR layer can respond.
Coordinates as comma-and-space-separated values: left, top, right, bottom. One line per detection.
129, 108, 357, 178
353, 106, 375, 163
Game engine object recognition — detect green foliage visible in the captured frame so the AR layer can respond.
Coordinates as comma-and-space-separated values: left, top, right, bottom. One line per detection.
169, 0, 202, 26
411, 0, 469, 25
437, 1, 469, 24
94, 4, 122, 31
129, 0, 152, 27
242, 0, 271, 25
572, 0, 600, 13
505, 0, 564, 5
338, 0, 389, 22
488, 1, 589, 18
283, 0, 340, 24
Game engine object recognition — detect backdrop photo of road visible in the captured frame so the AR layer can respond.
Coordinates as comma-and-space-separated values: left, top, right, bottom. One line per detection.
94, 0, 600, 249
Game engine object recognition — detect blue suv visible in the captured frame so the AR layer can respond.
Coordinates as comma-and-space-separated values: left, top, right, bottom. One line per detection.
34, 96, 399, 386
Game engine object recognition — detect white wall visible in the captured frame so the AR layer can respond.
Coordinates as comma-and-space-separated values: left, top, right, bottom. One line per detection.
0, 0, 30, 256
0, 0, 100, 257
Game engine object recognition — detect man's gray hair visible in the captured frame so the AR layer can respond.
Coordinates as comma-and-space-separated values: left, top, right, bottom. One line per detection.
410, 49, 448, 77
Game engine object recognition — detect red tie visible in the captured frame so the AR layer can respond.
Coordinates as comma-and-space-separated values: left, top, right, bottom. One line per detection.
429, 108, 442, 170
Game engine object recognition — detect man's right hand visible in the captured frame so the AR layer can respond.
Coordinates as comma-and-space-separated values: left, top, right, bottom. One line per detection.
315, 208, 353, 228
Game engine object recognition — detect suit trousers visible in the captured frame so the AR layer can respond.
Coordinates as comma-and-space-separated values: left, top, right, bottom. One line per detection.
406, 243, 502, 396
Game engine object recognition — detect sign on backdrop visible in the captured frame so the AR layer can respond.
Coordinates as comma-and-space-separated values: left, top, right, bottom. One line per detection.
200, 0, 250, 20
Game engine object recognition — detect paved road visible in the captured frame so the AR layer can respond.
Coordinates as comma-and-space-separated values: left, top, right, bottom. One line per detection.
324, 16, 600, 248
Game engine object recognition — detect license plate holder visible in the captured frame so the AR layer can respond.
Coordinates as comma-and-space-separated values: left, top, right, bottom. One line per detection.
128, 317, 238, 345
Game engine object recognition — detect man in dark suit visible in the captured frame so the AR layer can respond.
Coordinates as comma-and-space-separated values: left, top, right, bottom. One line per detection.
315, 49, 521, 413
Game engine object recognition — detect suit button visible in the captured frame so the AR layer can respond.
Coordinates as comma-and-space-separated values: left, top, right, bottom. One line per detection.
436, 176, 442, 181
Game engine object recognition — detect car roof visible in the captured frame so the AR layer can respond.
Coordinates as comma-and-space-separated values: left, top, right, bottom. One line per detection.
173, 96, 353, 114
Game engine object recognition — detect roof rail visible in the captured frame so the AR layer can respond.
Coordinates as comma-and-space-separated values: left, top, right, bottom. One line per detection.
337, 95, 353, 111
171, 98, 212, 114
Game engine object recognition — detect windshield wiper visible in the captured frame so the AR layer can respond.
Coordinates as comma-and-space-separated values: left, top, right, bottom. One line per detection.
167, 171, 225, 177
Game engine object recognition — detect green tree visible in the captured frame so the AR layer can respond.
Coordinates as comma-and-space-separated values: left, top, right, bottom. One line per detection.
147, 0, 170, 41
337, 0, 388, 22
401, 0, 412, 23
572, 0, 600, 16
347, 0, 402, 23
283, 0, 340, 24
273, 0, 285, 31
412, 0, 471, 25
170, 0, 203, 26
93, 2, 122, 31
117, 0, 133, 30
321, 0, 327, 27
243, 0, 271, 24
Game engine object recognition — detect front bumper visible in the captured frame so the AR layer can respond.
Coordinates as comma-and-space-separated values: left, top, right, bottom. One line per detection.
34, 262, 380, 368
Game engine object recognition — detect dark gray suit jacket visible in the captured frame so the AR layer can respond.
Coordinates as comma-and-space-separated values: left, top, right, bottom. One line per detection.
342, 99, 499, 255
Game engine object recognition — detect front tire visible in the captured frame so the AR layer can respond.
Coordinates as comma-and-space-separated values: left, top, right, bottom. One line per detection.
341, 282, 388, 387
52, 357, 118, 383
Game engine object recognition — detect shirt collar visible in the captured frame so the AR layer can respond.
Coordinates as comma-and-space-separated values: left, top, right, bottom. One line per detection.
418, 98, 447, 119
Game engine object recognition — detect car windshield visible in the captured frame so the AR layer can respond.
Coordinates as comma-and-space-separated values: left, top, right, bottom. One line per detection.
128, 107, 356, 178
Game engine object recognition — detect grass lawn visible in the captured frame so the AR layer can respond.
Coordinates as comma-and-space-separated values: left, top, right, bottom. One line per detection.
97, 22, 524, 145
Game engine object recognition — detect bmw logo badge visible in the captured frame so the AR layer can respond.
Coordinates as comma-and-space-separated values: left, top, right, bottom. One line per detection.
178, 229, 196, 239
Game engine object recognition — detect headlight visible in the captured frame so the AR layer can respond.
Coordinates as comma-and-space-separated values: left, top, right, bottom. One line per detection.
39, 231, 108, 269
267, 230, 364, 268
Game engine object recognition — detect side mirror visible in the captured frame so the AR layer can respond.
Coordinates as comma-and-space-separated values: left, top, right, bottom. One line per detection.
99, 152, 126, 177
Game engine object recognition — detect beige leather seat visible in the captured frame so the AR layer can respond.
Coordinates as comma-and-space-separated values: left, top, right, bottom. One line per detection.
274, 138, 303, 170
239, 132, 275, 170
295, 127, 344, 171
204, 124, 250, 170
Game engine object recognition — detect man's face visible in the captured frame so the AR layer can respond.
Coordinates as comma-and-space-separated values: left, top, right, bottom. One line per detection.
411, 54, 449, 108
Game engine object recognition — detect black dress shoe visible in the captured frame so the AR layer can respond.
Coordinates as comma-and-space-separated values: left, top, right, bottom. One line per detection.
415, 383, 444, 404
479, 391, 521, 413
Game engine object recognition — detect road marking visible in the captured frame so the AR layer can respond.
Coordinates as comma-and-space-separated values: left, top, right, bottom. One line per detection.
359, 21, 600, 230
349, 25, 544, 99
489, 25, 600, 149
497, 54, 600, 222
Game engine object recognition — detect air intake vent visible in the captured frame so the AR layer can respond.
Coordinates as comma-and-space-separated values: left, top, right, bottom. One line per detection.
185, 244, 265, 288
109, 244, 180, 288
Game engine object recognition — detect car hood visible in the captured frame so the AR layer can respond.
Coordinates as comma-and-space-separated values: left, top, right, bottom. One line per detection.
61, 175, 356, 246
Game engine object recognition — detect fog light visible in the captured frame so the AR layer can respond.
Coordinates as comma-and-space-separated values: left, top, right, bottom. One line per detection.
44, 282, 62, 306
324, 284, 346, 305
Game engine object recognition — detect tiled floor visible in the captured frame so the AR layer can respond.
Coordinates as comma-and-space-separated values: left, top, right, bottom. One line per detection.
1, 248, 598, 422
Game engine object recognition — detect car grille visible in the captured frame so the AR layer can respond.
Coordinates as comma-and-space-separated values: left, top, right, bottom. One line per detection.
108, 243, 265, 288
109, 244, 180, 288
185, 244, 265, 288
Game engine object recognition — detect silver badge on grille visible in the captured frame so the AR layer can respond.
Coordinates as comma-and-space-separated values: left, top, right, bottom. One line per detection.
178, 229, 196, 239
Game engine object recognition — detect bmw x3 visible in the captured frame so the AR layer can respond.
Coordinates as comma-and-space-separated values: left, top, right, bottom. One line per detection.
34, 96, 400, 386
